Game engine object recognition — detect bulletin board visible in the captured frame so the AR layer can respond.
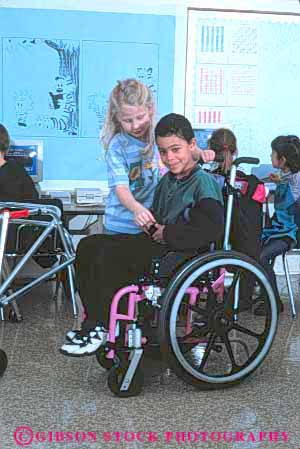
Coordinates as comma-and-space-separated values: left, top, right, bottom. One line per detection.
185, 9, 300, 165
0, 8, 175, 181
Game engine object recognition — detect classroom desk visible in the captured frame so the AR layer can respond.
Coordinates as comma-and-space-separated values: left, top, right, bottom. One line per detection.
63, 202, 105, 235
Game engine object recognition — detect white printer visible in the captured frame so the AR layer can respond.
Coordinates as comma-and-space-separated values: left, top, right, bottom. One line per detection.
75, 188, 103, 205
47, 190, 72, 205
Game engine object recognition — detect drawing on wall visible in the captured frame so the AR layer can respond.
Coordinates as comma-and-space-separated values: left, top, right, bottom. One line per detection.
3, 38, 79, 136
86, 65, 157, 136
82, 41, 159, 139
136, 66, 157, 95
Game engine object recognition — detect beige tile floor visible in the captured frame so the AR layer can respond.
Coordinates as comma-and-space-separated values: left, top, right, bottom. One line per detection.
0, 274, 299, 449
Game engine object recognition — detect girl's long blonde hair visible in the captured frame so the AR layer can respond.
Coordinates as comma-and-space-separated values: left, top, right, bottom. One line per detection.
100, 79, 156, 159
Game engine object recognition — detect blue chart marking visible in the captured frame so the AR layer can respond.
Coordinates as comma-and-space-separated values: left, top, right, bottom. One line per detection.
206, 26, 210, 52
211, 26, 215, 53
220, 27, 224, 52
201, 26, 205, 52
200, 25, 224, 53
216, 26, 219, 52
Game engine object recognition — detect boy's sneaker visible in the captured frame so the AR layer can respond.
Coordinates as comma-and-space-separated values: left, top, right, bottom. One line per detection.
66, 329, 83, 344
60, 326, 108, 357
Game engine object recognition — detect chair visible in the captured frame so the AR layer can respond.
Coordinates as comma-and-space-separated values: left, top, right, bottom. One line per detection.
282, 200, 300, 319
0, 201, 81, 320
282, 230, 300, 319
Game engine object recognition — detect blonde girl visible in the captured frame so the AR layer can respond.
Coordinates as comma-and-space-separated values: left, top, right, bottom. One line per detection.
100, 79, 159, 234
101, 78, 215, 234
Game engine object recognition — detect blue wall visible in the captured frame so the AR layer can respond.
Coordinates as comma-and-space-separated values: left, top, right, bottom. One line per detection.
0, 8, 175, 181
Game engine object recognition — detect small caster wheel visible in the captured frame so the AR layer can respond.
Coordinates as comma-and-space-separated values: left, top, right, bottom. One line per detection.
8, 310, 23, 323
107, 362, 144, 398
95, 350, 113, 370
212, 344, 223, 353
0, 349, 8, 376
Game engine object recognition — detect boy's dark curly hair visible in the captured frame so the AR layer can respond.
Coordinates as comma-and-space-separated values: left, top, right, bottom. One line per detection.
271, 135, 300, 173
155, 113, 194, 143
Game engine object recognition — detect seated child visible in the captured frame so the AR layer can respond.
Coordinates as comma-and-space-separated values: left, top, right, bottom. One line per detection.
0, 124, 38, 201
207, 128, 266, 311
0, 124, 60, 268
60, 113, 224, 357
207, 128, 265, 261
255, 135, 300, 315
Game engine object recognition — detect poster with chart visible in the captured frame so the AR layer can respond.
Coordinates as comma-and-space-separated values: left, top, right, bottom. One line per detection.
185, 10, 300, 164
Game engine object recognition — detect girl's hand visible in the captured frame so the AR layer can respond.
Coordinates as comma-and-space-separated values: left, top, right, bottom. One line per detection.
151, 224, 166, 244
133, 204, 156, 228
199, 149, 216, 163
269, 173, 281, 183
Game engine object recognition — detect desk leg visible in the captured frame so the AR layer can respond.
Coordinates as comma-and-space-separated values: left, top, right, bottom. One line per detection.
87, 216, 103, 234
65, 214, 104, 236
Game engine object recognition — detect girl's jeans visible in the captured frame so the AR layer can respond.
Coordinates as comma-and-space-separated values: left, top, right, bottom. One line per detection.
259, 238, 291, 304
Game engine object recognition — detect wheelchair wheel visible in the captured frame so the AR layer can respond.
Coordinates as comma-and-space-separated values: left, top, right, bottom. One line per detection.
159, 251, 278, 390
95, 350, 113, 370
107, 354, 144, 398
0, 349, 8, 376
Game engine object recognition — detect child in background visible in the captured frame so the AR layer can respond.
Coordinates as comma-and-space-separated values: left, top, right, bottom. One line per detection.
0, 124, 38, 201
255, 135, 300, 316
208, 128, 265, 266
101, 79, 214, 234
207, 128, 266, 311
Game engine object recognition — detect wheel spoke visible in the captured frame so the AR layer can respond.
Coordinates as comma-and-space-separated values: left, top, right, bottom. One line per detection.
233, 323, 263, 340
198, 333, 216, 371
206, 282, 218, 313
188, 304, 208, 317
222, 333, 238, 372
179, 326, 208, 342
223, 270, 241, 317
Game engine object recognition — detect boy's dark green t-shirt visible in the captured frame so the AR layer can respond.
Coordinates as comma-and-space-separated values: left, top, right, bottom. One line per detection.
152, 165, 223, 225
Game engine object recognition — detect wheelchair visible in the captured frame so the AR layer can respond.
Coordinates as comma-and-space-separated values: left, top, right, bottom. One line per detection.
93, 157, 278, 397
0, 201, 78, 377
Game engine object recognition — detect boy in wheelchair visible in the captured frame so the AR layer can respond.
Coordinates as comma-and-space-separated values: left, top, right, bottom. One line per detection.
60, 113, 224, 357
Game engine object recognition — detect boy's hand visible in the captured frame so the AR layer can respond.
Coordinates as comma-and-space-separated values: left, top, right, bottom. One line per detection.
150, 223, 166, 244
143, 222, 156, 236
269, 173, 281, 183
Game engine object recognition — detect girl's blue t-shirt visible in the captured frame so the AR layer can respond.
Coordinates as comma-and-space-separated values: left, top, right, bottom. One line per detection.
105, 132, 160, 234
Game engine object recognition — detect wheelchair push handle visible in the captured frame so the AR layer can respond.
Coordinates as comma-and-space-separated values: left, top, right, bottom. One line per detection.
232, 157, 260, 167
0, 209, 30, 219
